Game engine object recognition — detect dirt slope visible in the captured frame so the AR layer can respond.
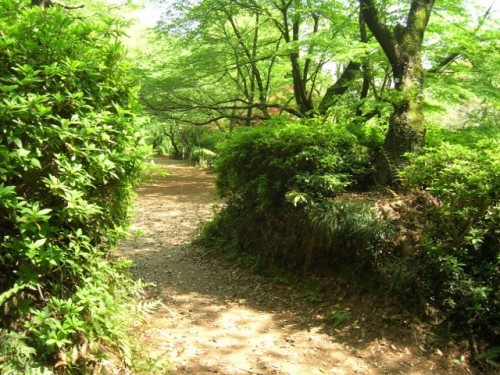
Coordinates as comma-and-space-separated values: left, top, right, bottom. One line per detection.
119, 157, 473, 375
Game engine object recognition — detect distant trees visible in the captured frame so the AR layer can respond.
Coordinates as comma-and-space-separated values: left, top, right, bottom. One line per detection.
142, 0, 497, 183
142, 0, 367, 123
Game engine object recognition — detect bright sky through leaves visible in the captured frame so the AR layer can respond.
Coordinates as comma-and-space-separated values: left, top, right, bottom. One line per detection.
133, 0, 498, 28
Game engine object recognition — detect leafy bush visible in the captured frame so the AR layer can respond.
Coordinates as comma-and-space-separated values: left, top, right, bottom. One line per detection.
401, 139, 499, 351
191, 147, 216, 168
426, 121, 500, 148
215, 120, 370, 211
199, 119, 378, 271
204, 115, 499, 358
0, 1, 149, 372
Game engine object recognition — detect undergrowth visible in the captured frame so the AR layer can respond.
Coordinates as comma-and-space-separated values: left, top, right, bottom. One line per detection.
0, 1, 156, 372
199, 115, 499, 368
400, 136, 499, 364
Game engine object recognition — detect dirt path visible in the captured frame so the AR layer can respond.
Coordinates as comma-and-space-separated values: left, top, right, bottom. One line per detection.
119, 158, 472, 375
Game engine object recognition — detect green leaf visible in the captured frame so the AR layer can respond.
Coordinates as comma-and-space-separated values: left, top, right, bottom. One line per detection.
30, 158, 41, 169
13, 138, 23, 148
16, 148, 30, 158
0, 84, 19, 93
0, 183, 16, 199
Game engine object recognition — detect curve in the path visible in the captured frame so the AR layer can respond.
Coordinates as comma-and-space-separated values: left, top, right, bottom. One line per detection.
120, 158, 470, 375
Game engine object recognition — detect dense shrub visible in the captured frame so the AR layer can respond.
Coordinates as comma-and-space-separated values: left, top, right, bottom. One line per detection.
401, 138, 499, 352
203, 116, 500, 359
0, 1, 148, 372
199, 119, 382, 271
216, 120, 370, 210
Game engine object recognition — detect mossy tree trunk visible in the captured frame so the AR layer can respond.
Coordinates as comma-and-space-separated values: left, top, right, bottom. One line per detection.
360, 0, 434, 185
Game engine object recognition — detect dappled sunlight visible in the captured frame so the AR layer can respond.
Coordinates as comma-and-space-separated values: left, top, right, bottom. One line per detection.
119, 158, 470, 375
148, 288, 368, 375
146, 274, 456, 375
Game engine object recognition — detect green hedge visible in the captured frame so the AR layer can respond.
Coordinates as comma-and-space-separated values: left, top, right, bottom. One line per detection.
215, 120, 370, 210
203, 117, 499, 359
200, 119, 379, 271
0, 1, 148, 372
401, 139, 499, 349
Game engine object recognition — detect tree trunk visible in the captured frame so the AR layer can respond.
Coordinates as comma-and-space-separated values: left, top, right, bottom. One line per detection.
318, 61, 361, 116
360, 0, 434, 185
165, 125, 182, 159
377, 51, 426, 184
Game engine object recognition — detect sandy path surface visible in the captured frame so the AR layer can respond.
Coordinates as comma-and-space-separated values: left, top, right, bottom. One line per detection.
119, 158, 471, 375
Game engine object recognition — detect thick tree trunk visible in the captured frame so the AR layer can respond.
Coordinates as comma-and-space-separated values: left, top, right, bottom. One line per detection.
376, 52, 426, 184
360, 0, 434, 185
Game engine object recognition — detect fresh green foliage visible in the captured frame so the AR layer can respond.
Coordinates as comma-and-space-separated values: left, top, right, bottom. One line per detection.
191, 147, 216, 168
199, 118, 385, 272
145, 0, 370, 126
425, 109, 500, 147
215, 119, 370, 210
0, 0, 149, 371
400, 132, 499, 351
307, 199, 388, 250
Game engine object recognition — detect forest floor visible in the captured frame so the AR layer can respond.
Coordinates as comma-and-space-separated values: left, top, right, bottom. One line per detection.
119, 157, 474, 375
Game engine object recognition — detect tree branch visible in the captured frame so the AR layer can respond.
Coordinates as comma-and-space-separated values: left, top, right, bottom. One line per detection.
427, 52, 460, 73
359, 0, 398, 67
318, 61, 361, 115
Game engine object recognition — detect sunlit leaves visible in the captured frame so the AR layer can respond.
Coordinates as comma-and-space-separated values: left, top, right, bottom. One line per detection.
401, 135, 499, 343
0, 0, 149, 370
424, 0, 499, 126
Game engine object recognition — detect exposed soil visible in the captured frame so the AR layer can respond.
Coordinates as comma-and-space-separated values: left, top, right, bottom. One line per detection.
119, 157, 475, 375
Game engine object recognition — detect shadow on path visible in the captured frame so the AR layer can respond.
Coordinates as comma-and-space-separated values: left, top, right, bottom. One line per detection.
120, 157, 471, 375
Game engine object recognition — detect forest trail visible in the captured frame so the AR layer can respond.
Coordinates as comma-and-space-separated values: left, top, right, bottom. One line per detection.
119, 158, 470, 375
